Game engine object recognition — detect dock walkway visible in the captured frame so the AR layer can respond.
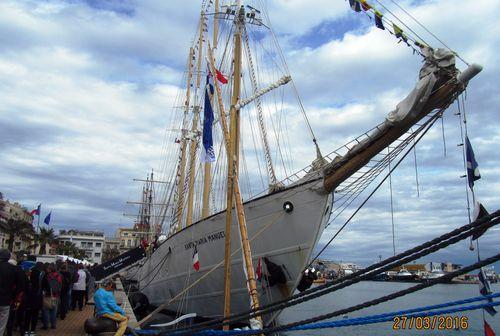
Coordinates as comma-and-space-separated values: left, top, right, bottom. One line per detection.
37, 305, 94, 336
36, 279, 136, 336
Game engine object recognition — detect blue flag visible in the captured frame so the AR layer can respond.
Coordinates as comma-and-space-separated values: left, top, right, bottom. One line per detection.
478, 268, 497, 316
465, 136, 480, 189
44, 212, 51, 225
202, 70, 216, 163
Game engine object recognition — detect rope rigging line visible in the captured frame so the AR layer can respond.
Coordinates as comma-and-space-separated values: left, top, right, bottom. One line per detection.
387, 146, 396, 256
137, 211, 285, 327
257, 0, 321, 154
385, 0, 469, 66
165, 77, 468, 334
314, 110, 442, 263
171, 296, 500, 336
456, 97, 472, 224
411, 127, 421, 197
159, 210, 500, 335
134, 300, 500, 335
160, 252, 500, 336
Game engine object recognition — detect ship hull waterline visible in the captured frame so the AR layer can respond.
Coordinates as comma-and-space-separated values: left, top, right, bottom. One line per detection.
137, 178, 332, 325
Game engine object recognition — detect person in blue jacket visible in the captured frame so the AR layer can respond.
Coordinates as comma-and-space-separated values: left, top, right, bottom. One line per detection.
93, 279, 128, 336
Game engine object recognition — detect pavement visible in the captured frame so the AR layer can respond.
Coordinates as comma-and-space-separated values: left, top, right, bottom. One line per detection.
37, 304, 94, 336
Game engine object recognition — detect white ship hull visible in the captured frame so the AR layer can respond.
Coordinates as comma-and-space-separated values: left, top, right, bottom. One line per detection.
137, 178, 332, 324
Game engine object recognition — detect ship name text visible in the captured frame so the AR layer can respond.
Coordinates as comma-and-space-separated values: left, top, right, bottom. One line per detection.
184, 230, 226, 250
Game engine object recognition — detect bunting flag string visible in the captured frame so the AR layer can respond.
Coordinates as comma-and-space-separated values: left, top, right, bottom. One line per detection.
346, 0, 425, 53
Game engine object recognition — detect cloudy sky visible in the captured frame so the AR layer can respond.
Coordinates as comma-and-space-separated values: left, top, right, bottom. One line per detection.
0, 0, 498, 268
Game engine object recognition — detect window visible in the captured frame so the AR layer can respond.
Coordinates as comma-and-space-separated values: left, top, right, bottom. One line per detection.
95, 242, 101, 247
87, 242, 93, 248
94, 253, 101, 257
124, 233, 128, 236
127, 239, 131, 247
81, 242, 87, 248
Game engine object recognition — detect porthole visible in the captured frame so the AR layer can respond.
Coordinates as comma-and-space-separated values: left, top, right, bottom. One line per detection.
283, 201, 294, 213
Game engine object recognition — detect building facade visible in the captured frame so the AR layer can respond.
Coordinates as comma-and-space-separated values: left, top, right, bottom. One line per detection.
105, 237, 121, 251
116, 227, 143, 253
0, 194, 36, 253
58, 229, 105, 264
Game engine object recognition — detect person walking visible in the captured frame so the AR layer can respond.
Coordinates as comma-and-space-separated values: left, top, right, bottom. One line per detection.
22, 261, 44, 336
5, 253, 27, 336
83, 267, 91, 305
0, 249, 23, 336
41, 264, 62, 330
71, 264, 86, 311
94, 279, 128, 336
58, 264, 71, 320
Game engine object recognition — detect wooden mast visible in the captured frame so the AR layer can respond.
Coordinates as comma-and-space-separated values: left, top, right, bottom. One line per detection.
202, 2, 219, 219
186, 14, 206, 227
221, 5, 263, 329
174, 46, 195, 232
213, 0, 219, 50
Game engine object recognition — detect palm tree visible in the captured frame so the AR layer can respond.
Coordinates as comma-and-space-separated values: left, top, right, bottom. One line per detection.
37, 227, 57, 254
102, 247, 121, 263
56, 241, 87, 260
0, 217, 35, 251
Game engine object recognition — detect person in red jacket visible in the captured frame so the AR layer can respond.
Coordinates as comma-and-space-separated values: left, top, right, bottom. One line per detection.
41, 264, 62, 330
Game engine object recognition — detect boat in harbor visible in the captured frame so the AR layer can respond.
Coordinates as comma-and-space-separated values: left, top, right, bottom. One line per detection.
421, 270, 446, 281
391, 268, 418, 282
133, 0, 482, 328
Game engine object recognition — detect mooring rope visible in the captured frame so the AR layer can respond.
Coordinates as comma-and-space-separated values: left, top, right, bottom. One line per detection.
155, 211, 500, 334
191, 301, 500, 335
132, 293, 499, 335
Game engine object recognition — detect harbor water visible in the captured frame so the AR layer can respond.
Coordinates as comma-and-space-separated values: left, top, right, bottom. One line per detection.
279, 281, 500, 335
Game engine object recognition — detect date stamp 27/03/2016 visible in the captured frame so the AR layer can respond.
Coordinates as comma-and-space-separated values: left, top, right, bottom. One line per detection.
392, 315, 469, 330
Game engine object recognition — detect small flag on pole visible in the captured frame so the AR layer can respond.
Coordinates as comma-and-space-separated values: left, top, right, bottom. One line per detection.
348, 0, 361, 12
393, 23, 409, 45
471, 201, 490, 240
484, 319, 496, 336
256, 257, 262, 281
192, 246, 200, 271
374, 10, 385, 30
44, 212, 52, 225
30, 204, 41, 216
478, 267, 497, 316
465, 136, 481, 189
215, 69, 228, 84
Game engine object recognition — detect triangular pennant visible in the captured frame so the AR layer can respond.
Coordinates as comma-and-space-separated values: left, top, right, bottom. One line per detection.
349, 0, 361, 12
374, 10, 385, 30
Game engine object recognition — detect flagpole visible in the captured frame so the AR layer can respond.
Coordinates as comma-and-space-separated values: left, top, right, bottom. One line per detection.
459, 94, 493, 334
37, 205, 41, 234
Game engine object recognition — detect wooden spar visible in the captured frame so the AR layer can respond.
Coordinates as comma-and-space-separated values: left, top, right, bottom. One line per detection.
174, 46, 195, 232
323, 79, 461, 193
186, 14, 206, 227
213, 0, 219, 50
202, 4, 220, 219
222, 27, 240, 330
212, 9, 263, 328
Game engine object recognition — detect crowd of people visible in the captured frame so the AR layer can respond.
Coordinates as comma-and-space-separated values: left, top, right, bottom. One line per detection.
0, 248, 96, 336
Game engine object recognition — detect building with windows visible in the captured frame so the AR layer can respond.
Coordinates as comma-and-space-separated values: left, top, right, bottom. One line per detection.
116, 227, 144, 253
0, 194, 36, 253
105, 237, 121, 251
58, 229, 105, 264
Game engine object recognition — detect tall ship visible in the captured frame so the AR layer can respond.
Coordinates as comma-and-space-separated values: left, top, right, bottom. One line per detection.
135, 0, 482, 327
